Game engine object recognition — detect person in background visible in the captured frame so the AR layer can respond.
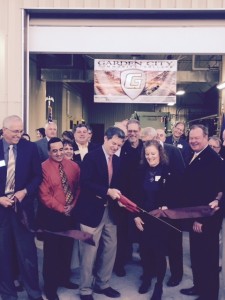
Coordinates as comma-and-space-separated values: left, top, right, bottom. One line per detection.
114, 121, 128, 157
156, 128, 166, 143
62, 131, 75, 144
73, 124, 99, 166
63, 140, 74, 161
87, 125, 93, 143
0, 115, 43, 300
166, 121, 192, 165
77, 127, 125, 300
114, 119, 143, 277
35, 122, 57, 162
134, 140, 182, 300
0, 128, 3, 139
36, 127, 46, 140
22, 133, 31, 141
180, 124, 223, 300
208, 135, 222, 157
38, 137, 80, 300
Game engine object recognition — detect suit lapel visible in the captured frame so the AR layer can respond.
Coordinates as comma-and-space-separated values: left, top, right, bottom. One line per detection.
0, 140, 7, 194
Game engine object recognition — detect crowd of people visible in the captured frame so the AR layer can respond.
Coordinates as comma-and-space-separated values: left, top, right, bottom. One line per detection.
0, 115, 225, 300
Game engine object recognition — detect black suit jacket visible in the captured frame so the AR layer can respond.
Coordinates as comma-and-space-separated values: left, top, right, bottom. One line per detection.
73, 141, 100, 166
183, 145, 223, 230
166, 135, 192, 166
76, 147, 120, 228
0, 139, 42, 227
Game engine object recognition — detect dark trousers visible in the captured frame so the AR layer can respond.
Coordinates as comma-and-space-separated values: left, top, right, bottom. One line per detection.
190, 228, 220, 300
139, 214, 167, 284
43, 233, 74, 297
0, 209, 41, 300
114, 209, 131, 269
167, 228, 183, 280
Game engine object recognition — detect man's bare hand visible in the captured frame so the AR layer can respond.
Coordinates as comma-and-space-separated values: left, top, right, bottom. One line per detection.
14, 189, 27, 202
0, 196, 14, 208
107, 188, 121, 200
209, 200, 220, 210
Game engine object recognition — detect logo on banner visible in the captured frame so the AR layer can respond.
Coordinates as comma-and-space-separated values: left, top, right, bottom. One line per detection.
121, 70, 146, 100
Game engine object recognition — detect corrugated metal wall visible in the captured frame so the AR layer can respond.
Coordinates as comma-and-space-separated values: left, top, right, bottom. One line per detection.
22, 0, 225, 9
1, 0, 225, 126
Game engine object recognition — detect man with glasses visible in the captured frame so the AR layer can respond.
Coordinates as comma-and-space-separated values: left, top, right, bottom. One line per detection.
0, 115, 43, 300
166, 121, 192, 165
208, 136, 222, 156
114, 119, 143, 277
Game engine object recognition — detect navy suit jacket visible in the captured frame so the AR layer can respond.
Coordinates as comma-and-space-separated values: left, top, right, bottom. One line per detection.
165, 135, 192, 166
182, 145, 223, 230
73, 141, 100, 166
76, 147, 120, 228
35, 137, 49, 162
0, 139, 42, 227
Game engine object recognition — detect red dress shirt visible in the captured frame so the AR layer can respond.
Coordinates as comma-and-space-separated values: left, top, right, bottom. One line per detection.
39, 157, 80, 213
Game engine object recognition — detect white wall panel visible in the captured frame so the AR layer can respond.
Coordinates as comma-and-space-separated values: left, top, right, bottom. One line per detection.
29, 26, 225, 54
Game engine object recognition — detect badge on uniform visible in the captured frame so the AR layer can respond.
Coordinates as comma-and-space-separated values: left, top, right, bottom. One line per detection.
0, 160, 6, 167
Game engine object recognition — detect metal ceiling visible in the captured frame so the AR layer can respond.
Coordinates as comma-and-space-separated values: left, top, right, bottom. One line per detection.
38, 53, 221, 94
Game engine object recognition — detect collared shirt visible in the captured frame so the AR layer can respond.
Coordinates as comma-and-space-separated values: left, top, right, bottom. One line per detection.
2, 138, 17, 165
39, 157, 80, 213
102, 145, 111, 163
76, 142, 88, 161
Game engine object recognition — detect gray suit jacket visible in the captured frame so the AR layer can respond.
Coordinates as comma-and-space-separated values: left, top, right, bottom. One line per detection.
35, 137, 48, 162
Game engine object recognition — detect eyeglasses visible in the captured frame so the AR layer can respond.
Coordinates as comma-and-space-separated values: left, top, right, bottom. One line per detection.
5, 128, 24, 135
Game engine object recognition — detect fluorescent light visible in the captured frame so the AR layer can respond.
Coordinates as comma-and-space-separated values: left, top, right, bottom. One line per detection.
176, 90, 185, 96
168, 102, 175, 106
217, 82, 225, 90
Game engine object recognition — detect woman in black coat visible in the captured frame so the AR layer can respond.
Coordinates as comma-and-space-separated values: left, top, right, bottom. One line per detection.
134, 140, 181, 300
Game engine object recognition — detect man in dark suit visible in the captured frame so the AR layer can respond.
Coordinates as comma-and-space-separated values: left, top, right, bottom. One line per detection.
73, 124, 99, 166
166, 121, 192, 165
114, 119, 143, 277
180, 124, 223, 300
35, 122, 57, 162
77, 127, 125, 300
0, 115, 43, 300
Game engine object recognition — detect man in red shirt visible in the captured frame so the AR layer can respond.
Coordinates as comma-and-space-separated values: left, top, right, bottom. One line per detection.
38, 137, 80, 300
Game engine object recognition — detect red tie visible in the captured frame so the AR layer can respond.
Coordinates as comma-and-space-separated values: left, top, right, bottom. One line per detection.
108, 155, 113, 185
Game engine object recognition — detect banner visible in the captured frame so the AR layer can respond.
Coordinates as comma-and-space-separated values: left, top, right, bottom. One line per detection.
94, 59, 177, 104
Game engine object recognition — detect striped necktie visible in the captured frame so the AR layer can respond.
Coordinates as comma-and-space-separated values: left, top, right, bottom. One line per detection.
108, 155, 113, 185
59, 162, 73, 205
5, 145, 15, 196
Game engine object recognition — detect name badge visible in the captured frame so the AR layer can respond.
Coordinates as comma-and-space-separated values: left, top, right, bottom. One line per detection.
155, 176, 161, 182
0, 160, 6, 167
177, 144, 183, 149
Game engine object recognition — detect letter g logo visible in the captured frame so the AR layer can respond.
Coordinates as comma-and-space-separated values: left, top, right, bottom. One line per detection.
121, 70, 146, 99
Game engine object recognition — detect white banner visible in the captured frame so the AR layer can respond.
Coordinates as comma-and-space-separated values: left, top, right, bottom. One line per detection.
94, 59, 177, 104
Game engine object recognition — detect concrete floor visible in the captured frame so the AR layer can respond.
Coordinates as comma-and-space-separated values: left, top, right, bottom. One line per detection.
3, 232, 225, 300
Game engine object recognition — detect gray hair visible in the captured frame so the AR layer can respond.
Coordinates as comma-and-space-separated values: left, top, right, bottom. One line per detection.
3, 115, 22, 128
142, 127, 157, 140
